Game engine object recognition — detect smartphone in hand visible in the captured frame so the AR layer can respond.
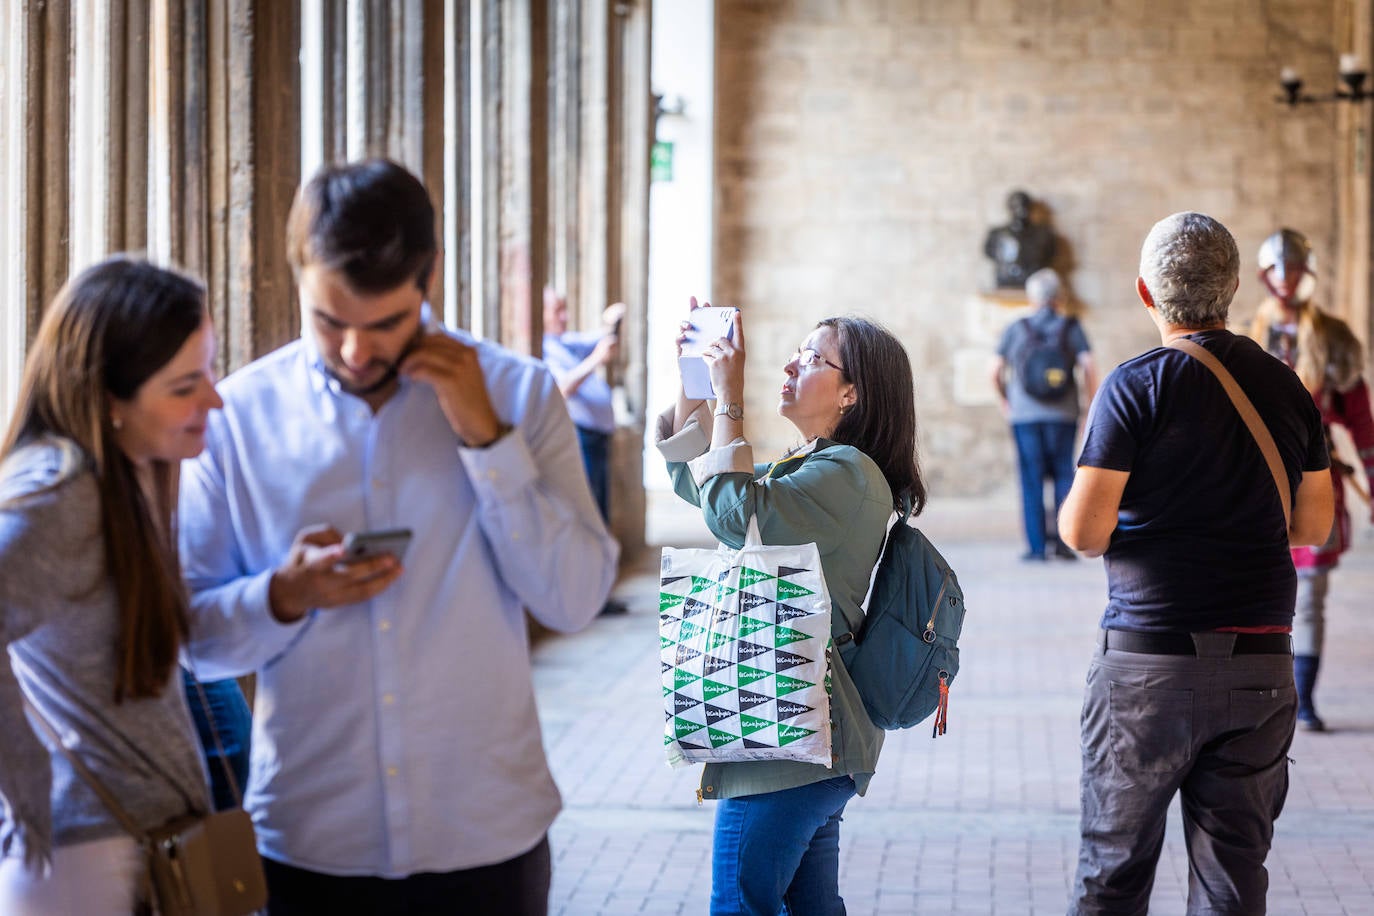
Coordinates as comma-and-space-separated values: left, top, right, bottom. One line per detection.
341, 528, 413, 564
678, 306, 738, 400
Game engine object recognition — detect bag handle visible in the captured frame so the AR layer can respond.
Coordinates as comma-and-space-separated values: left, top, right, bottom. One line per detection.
22, 671, 245, 843
1167, 337, 1291, 529
182, 667, 248, 807
23, 698, 148, 840
744, 514, 764, 549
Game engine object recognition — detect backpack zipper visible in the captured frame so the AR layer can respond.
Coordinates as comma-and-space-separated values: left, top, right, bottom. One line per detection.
922, 569, 952, 643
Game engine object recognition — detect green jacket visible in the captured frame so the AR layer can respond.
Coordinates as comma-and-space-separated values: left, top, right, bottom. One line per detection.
656, 407, 892, 799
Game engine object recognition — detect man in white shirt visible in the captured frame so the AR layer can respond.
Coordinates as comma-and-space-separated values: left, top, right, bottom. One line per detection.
178, 158, 619, 915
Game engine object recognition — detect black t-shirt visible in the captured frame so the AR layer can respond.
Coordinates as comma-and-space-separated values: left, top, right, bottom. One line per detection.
1078, 330, 1328, 631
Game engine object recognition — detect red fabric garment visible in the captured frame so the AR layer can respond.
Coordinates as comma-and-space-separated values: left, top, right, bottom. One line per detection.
1292, 378, 1374, 569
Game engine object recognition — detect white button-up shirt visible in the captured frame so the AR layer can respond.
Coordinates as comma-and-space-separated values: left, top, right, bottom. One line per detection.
178, 328, 618, 877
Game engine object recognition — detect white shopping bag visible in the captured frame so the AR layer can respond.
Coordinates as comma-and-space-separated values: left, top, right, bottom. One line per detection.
659, 518, 833, 767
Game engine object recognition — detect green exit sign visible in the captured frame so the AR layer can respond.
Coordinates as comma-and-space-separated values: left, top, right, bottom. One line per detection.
651, 141, 674, 182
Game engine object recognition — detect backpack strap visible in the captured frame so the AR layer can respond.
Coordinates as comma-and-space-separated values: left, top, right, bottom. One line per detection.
836, 497, 912, 647
1056, 316, 1075, 357
1166, 337, 1292, 529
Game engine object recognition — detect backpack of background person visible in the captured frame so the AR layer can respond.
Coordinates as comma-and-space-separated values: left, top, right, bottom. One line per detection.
1015, 316, 1077, 401
834, 508, 965, 734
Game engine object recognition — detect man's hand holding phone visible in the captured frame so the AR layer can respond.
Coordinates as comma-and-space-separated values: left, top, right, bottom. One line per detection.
268, 524, 405, 623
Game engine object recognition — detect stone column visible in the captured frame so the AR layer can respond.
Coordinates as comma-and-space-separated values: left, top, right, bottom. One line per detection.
13, 1, 72, 343
494, 0, 548, 357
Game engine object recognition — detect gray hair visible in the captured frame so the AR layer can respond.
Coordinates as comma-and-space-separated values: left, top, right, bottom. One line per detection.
1138, 212, 1239, 327
1024, 267, 1061, 308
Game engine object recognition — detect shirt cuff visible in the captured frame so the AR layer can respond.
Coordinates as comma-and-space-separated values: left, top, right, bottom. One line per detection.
459, 427, 539, 502
246, 568, 312, 642
687, 438, 755, 487
655, 403, 712, 463
186, 569, 309, 678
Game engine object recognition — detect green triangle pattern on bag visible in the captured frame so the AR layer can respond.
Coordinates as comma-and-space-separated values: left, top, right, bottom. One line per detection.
659, 541, 832, 766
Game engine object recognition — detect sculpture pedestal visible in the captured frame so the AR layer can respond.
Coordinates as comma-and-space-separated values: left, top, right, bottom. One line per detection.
976, 288, 1032, 309
950, 290, 1040, 408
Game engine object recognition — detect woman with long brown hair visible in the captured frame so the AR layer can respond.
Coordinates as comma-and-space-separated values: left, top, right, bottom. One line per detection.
0, 257, 223, 913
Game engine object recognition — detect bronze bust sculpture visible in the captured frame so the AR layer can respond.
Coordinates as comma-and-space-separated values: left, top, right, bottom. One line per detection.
984, 190, 1057, 289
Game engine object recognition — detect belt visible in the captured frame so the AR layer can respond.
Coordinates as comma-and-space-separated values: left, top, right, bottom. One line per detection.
1101, 629, 1291, 657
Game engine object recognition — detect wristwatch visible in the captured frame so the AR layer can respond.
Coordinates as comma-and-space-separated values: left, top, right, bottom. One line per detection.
714, 401, 744, 421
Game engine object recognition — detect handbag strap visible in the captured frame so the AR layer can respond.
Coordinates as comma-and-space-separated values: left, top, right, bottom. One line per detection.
1166, 337, 1292, 529
22, 697, 149, 841
182, 667, 247, 807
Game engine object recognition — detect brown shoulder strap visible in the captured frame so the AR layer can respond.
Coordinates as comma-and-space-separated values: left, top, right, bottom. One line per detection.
1166, 337, 1292, 529
23, 698, 147, 839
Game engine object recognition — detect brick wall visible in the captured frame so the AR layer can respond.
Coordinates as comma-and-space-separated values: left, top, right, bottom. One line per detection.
714, 0, 1343, 497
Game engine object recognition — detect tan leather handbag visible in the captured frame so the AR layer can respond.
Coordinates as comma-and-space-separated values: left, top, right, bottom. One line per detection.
26, 691, 267, 915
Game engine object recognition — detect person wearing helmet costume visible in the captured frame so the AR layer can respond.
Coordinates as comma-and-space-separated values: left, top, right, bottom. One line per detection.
1250, 228, 1374, 731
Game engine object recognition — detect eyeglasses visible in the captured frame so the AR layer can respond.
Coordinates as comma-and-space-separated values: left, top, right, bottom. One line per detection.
791, 348, 845, 374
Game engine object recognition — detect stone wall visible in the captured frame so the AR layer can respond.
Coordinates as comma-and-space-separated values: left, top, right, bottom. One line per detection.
714, 0, 1344, 498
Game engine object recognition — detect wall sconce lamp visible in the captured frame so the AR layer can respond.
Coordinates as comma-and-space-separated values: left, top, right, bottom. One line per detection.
1279, 54, 1372, 106
654, 93, 688, 120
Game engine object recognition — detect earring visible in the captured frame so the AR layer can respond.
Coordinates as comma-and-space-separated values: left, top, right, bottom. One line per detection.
112, 417, 123, 430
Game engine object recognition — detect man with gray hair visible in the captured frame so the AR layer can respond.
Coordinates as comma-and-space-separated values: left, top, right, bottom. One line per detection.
1059, 212, 1334, 914
991, 266, 1097, 561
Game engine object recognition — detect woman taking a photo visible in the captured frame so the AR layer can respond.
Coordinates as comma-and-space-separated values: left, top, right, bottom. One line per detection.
656, 305, 926, 915
0, 257, 223, 914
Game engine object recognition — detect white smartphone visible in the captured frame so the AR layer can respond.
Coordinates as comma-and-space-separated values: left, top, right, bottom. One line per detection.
341, 528, 413, 563
678, 306, 738, 400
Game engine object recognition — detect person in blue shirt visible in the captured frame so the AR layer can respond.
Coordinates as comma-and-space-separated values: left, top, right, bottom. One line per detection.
541, 288, 628, 615
991, 267, 1097, 561
541, 286, 623, 520
177, 159, 619, 916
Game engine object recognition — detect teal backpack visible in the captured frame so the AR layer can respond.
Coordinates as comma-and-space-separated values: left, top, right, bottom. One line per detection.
834, 507, 966, 734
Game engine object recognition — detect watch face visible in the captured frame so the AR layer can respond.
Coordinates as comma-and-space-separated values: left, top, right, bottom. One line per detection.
727, 403, 743, 420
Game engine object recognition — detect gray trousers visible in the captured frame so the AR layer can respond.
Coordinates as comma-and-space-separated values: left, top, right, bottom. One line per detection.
1070, 633, 1295, 916
1293, 568, 1329, 657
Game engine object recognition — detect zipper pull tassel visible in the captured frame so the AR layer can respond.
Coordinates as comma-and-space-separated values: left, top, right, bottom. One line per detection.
695, 787, 704, 806
931, 672, 950, 738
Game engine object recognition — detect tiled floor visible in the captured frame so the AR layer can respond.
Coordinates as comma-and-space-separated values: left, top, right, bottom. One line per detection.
535, 495, 1374, 915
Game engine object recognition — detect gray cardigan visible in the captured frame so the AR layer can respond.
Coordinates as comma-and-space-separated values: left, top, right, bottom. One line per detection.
0, 438, 208, 868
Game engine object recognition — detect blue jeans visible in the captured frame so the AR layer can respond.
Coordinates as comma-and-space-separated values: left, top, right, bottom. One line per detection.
711, 776, 857, 916
183, 672, 252, 811
575, 425, 611, 521
1011, 420, 1077, 555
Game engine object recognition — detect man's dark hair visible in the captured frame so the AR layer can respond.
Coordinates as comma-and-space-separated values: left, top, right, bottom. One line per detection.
286, 158, 437, 295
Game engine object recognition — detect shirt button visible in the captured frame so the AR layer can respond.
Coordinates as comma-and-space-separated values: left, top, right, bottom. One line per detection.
487, 470, 498, 480
378, 620, 392, 632
383, 694, 395, 705
387, 767, 399, 777
372, 479, 383, 490
512, 532, 521, 542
